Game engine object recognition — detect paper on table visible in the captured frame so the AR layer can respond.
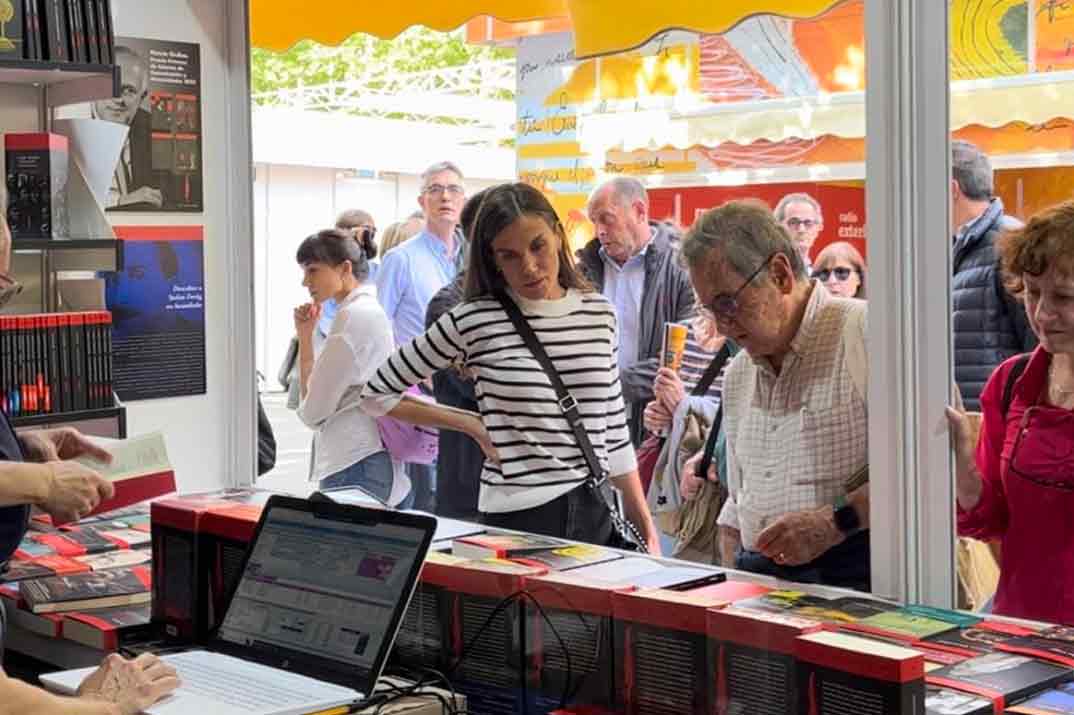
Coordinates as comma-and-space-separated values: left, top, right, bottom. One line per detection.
77, 432, 171, 481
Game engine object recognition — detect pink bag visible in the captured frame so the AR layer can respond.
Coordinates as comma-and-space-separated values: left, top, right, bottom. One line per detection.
376, 385, 439, 464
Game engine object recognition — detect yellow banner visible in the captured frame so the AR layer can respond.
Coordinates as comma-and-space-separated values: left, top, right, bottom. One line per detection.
251, 0, 841, 57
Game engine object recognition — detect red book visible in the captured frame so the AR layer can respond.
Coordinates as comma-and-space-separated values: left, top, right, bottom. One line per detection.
64, 604, 152, 651
796, 630, 925, 715
1, 554, 89, 583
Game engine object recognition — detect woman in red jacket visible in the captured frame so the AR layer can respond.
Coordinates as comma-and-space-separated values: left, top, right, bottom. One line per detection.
947, 200, 1074, 625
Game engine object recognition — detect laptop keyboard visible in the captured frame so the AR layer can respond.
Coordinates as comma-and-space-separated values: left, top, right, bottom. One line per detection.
165, 651, 356, 710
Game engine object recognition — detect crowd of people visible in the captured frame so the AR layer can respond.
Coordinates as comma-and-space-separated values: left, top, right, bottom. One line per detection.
291, 143, 1073, 628
0, 135, 1071, 708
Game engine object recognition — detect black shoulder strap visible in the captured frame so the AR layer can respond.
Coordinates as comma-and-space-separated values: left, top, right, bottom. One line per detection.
695, 403, 724, 481
1001, 353, 1032, 417
690, 341, 733, 397
496, 293, 606, 485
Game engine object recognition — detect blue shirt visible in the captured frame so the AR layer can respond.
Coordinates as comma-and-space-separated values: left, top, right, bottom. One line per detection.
600, 238, 651, 371
375, 230, 459, 347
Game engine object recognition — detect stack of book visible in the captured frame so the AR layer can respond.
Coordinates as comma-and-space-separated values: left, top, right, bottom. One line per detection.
0, 505, 153, 648
0, 310, 114, 417
0, 1, 115, 64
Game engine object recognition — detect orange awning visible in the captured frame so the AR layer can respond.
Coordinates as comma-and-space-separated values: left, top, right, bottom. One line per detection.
250, 0, 842, 58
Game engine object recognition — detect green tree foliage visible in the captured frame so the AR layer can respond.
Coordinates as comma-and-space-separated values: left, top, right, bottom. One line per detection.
251, 27, 515, 100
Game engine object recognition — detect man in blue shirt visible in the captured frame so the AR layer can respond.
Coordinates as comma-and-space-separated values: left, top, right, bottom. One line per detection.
580, 177, 696, 445
376, 161, 467, 511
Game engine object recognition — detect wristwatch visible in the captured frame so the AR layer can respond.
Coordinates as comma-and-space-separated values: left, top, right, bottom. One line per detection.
832, 493, 861, 535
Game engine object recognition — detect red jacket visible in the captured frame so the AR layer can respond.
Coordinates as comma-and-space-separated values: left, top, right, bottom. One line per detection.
958, 347, 1074, 624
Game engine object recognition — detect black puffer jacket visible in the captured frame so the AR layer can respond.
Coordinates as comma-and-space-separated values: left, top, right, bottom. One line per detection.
577, 221, 696, 444
952, 198, 1037, 410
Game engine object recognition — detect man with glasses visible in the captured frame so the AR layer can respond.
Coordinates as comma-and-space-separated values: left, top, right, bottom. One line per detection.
93, 46, 162, 209
376, 161, 466, 512
774, 193, 824, 268
681, 201, 871, 590
581, 177, 695, 445
950, 141, 1036, 411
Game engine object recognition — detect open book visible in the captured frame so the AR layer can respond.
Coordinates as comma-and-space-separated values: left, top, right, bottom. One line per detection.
65, 432, 176, 523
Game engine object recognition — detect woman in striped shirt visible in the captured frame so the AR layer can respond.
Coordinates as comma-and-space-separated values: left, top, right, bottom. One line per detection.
361, 183, 660, 551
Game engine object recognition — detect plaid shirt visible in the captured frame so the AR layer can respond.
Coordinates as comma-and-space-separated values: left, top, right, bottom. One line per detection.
717, 284, 868, 550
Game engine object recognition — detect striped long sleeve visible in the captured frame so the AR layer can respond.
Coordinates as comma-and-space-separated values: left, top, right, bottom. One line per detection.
361, 289, 637, 513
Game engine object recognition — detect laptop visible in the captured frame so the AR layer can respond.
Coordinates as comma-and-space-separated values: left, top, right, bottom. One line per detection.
43, 495, 437, 715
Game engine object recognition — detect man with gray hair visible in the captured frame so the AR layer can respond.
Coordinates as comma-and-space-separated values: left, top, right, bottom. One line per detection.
376, 161, 466, 512
774, 192, 823, 268
682, 200, 871, 589
950, 140, 1036, 410
581, 176, 695, 445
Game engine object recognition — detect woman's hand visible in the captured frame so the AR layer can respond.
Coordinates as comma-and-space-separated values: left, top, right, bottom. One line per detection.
654, 367, 687, 411
77, 653, 180, 715
681, 450, 716, 501
945, 392, 984, 511
643, 400, 672, 434
466, 413, 500, 466
293, 302, 321, 339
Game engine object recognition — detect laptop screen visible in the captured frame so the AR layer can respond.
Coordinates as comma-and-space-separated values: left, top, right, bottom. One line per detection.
215, 499, 433, 693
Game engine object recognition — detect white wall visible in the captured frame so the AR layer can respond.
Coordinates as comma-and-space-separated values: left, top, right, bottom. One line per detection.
108, 0, 254, 492
253, 164, 501, 378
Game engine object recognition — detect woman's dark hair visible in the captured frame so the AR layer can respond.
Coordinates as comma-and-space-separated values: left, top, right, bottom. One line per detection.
295, 228, 376, 281
463, 183, 591, 300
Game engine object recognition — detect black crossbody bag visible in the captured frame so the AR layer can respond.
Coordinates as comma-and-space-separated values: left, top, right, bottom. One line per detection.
496, 293, 647, 552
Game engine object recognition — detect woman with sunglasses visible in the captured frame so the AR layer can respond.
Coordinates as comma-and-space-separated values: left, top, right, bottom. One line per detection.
812, 241, 865, 299
947, 200, 1074, 625
362, 183, 660, 552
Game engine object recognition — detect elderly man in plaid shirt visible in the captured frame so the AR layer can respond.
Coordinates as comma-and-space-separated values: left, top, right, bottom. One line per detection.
682, 201, 871, 591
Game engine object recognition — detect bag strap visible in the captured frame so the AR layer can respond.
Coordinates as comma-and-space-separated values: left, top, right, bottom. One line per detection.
1001, 353, 1032, 418
695, 403, 723, 481
689, 341, 732, 397
496, 293, 607, 487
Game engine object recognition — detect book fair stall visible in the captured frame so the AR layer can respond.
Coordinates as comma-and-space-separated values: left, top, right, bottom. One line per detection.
1, 0, 1074, 714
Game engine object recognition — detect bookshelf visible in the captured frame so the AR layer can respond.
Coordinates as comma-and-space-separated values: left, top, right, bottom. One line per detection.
10, 405, 126, 437
2, 54, 125, 437
0, 59, 119, 107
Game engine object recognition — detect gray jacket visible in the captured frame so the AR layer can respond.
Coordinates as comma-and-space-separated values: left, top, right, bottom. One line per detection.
577, 221, 696, 444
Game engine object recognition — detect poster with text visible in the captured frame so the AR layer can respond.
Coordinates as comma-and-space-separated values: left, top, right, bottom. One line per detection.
107, 226, 206, 401
95, 38, 203, 212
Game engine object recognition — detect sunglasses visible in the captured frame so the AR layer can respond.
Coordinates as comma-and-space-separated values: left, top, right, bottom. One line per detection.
812, 267, 855, 282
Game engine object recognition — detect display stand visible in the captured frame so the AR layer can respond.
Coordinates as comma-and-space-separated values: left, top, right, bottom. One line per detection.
1, 57, 126, 439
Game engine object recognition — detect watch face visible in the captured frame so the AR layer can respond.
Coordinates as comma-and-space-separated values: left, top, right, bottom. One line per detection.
834, 505, 861, 533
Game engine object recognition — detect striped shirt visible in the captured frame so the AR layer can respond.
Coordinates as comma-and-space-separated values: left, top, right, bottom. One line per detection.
361, 289, 637, 514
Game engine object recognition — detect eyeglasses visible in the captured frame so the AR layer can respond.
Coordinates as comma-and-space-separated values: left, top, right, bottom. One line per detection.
1008, 406, 1074, 491
812, 267, 855, 283
702, 253, 775, 322
785, 217, 818, 230
423, 184, 465, 198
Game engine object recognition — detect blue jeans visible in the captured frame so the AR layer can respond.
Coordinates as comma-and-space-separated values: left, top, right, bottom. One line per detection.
319, 451, 394, 504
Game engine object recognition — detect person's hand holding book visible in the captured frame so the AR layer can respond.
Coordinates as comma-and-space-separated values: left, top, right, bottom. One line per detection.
41, 460, 115, 524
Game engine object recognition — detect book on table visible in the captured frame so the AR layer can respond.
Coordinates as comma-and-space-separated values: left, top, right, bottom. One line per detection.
63, 604, 153, 651
20, 565, 151, 614
927, 652, 1073, 712
451, 532, 565, 560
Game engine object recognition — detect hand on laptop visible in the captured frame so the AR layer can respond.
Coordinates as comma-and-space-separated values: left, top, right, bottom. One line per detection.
77, 653, 181, 714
